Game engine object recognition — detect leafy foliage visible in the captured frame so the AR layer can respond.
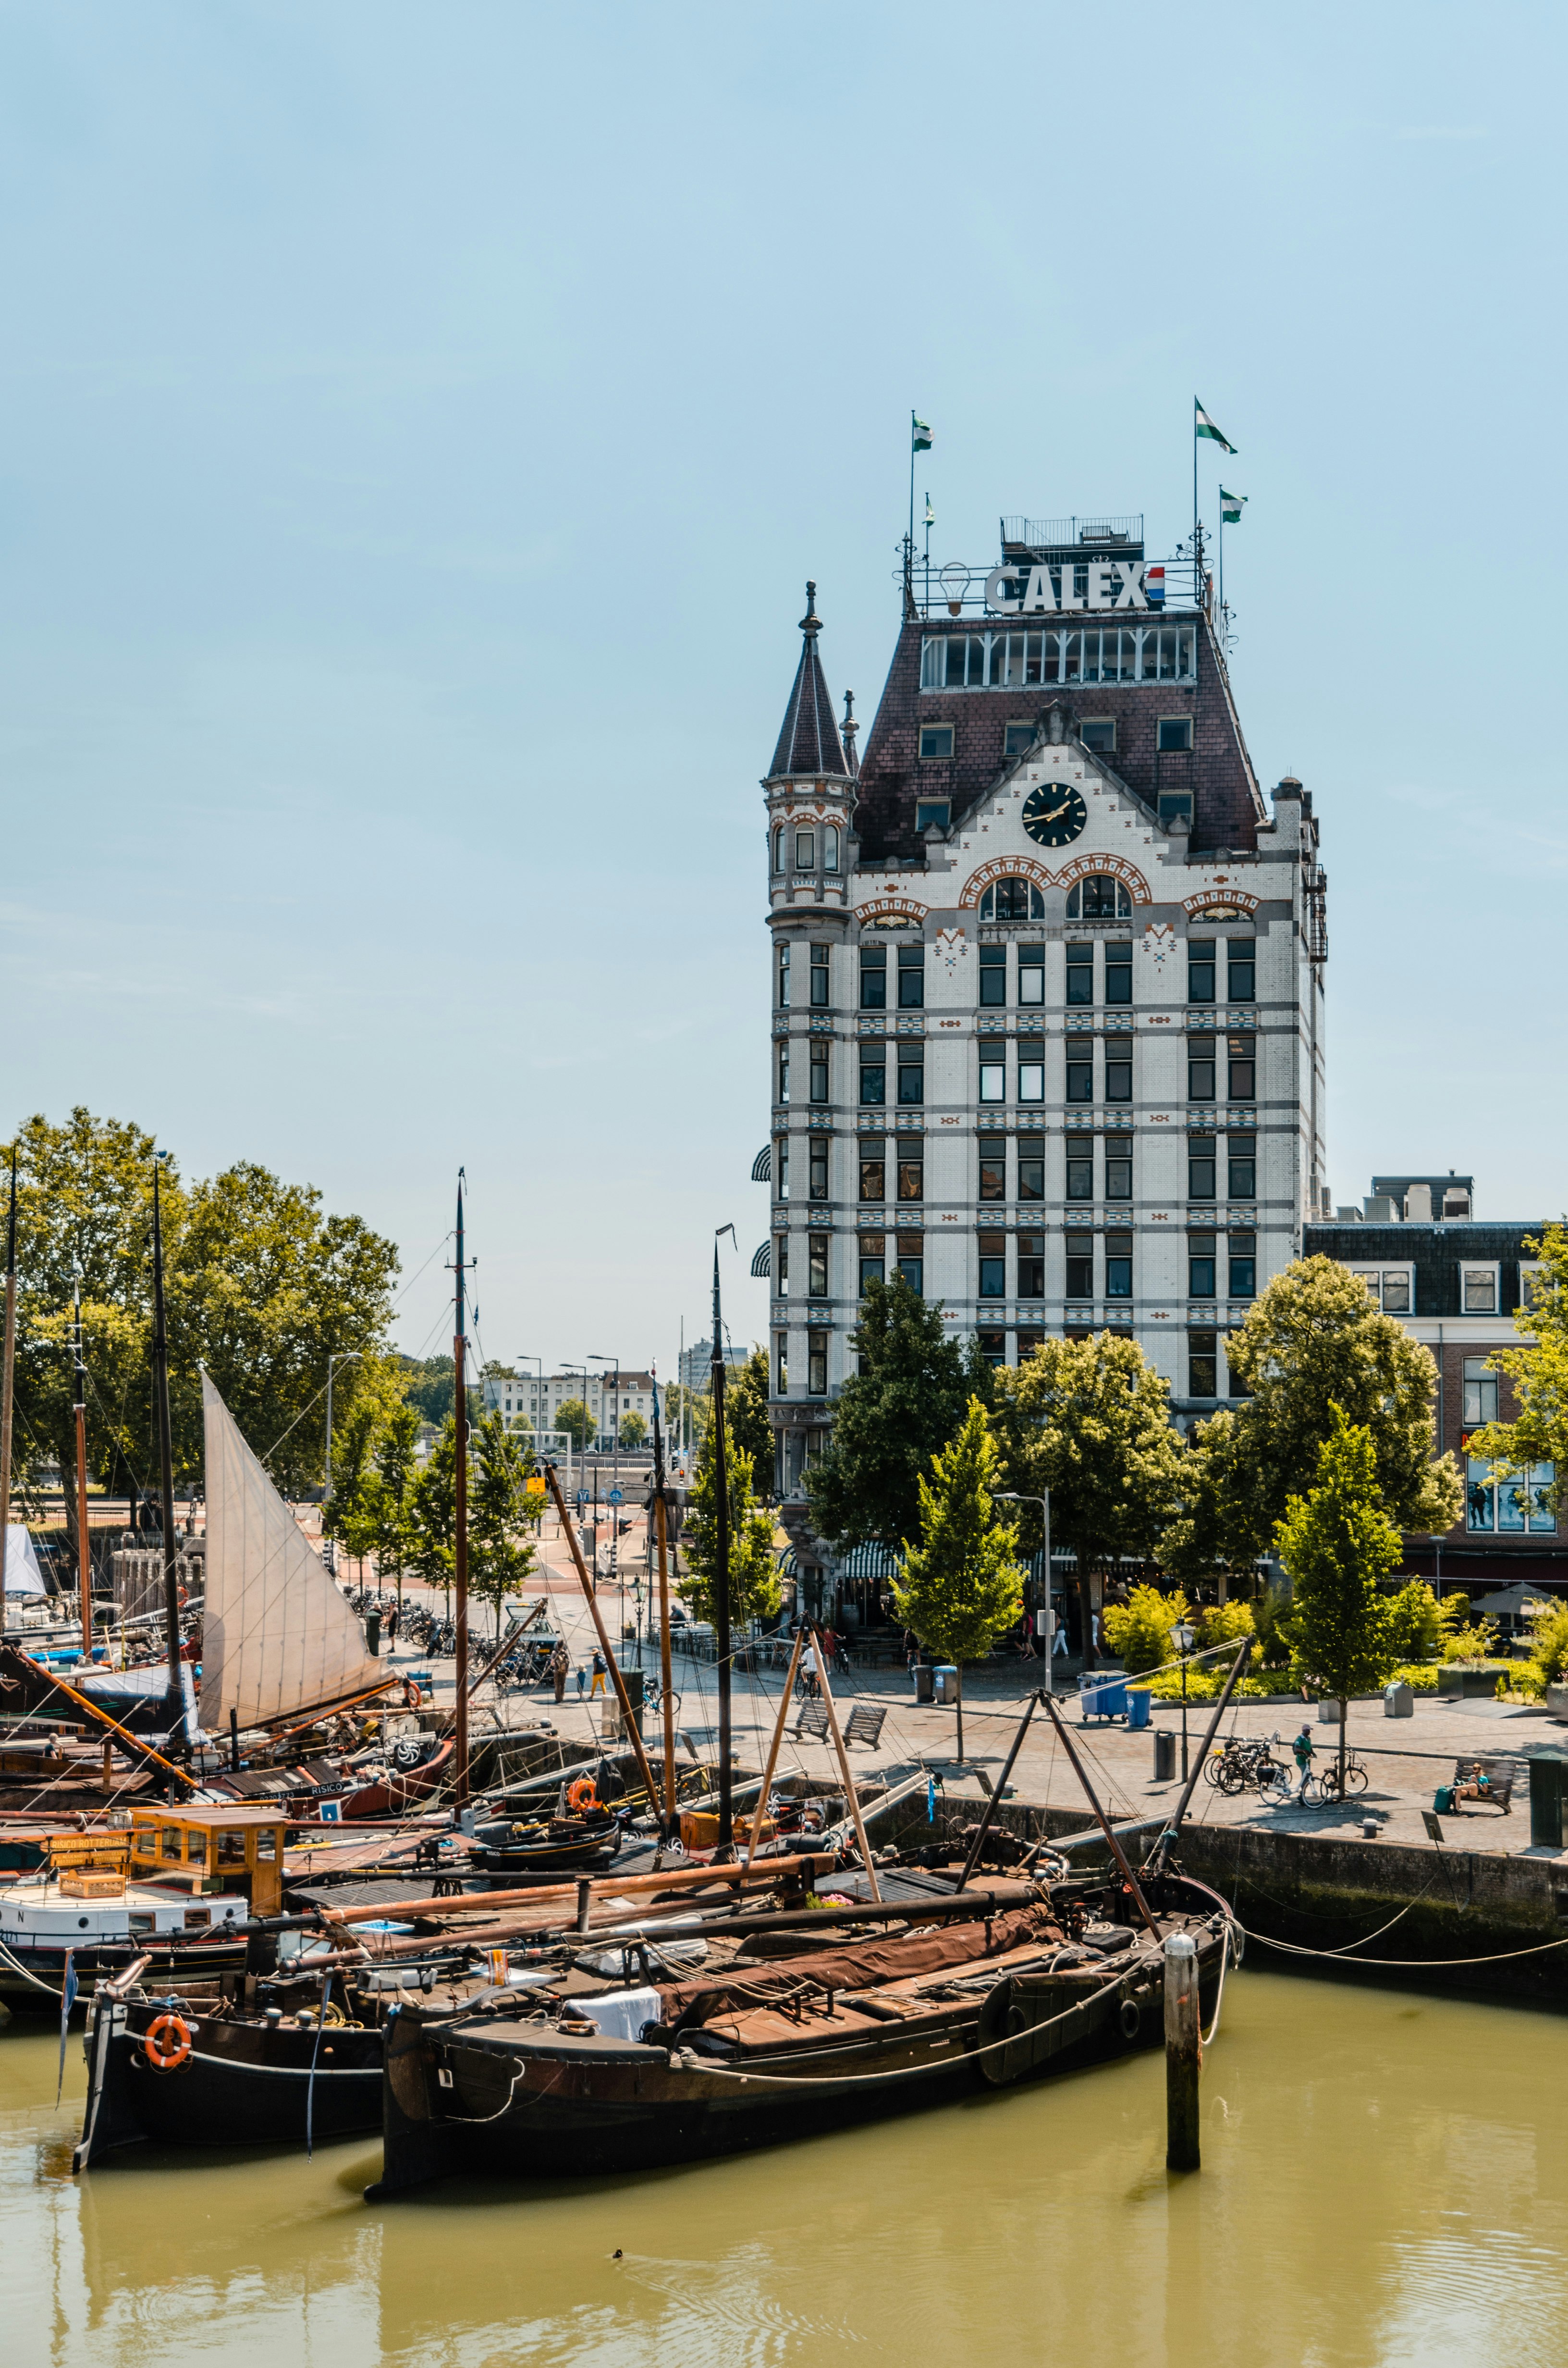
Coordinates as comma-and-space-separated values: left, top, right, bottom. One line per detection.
1524, 1598, 1568, 1688
1465, 1221, 1568, 1520
1102, 1583, 1191, 1675
554, 1397, 595, 1451
616, 1409, 648, 1450
1274, 1405, 1403, 1719
806, 1277, 989, 1550
1382, 1579, 1459, 1664
1440, 1619, 1502, 1665
467, 1411, 540, 1639
723, 1346, 773, 1487
680, 1424, 780, 1630
892, 1397, 1023, 1760
407, 1416, 457, 1596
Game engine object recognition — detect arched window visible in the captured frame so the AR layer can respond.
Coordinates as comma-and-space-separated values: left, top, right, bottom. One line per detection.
773, 827, 785, 872
795, 827, 816, 870
824, 825, 840, 873
979, 877, 1045, 921
1066, 875, 1132, 920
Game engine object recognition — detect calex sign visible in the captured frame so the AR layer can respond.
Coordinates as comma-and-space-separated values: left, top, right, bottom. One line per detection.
983, 559, 1162, 615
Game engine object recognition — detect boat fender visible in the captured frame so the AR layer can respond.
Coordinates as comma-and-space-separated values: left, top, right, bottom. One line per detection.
566, 1778, 598, 1814
1118, 1997, 1141, 2043
144, 2013, 194, 2072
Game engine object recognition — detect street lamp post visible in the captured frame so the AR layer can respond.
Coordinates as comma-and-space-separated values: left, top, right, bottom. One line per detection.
562, 1364, 591, 1574
1172, 1618, 1195, 1781
993, 1490, 1052, 1679
588, 1354, 623, 1599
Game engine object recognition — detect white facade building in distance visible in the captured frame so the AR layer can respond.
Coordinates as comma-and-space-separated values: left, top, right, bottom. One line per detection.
759, 539, 1328, 1501
484, 1369, 656, 1453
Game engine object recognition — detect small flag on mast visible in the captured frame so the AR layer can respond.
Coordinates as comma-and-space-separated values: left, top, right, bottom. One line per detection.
1220, 487, 1247, 523
1195, 399, 1237, 454
912, 413, 932, 452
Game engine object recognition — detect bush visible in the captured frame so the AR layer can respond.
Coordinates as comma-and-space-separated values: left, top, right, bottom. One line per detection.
1196, 1600, 1256, 1653
1526, 1599, 1568, 1685
1442, 1619, 1501, 1665
1391, 1661, 1439, 1693
1143, 1660, 1271, 1703
1249, 1581, 1296, 1669
1102, 1583, 1191, 1675
1383, 1579, 1458, 1664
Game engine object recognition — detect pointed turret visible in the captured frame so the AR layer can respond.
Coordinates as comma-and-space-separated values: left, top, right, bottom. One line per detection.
767, 581, 849, 780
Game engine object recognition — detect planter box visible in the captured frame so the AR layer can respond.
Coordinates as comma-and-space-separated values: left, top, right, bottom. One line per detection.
1437, 1665, 1505, 1700
1546, 1684, 1568, 1724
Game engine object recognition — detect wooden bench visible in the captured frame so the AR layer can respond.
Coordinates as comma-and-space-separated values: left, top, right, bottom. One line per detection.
793, 1700, 831, 1741
1451, 1755, 1524, 1814
844, 1704, 889, 1751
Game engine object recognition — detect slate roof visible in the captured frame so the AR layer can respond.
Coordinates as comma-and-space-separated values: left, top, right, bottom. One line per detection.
768, 582, 849, 780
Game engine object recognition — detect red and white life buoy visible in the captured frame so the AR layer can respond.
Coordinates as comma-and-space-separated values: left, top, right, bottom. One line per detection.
143, 2012, 193, 2072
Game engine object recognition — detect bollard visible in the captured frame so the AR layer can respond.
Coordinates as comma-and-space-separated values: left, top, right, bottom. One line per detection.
576, 1878, 593, 1936
1164, 1931, 1200, 2172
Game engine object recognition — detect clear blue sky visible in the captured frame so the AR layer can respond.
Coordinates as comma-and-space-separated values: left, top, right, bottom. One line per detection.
1, 3, 1562, 1377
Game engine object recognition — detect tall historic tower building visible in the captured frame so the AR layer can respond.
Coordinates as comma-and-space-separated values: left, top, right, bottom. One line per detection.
760, 524, 1327, 1582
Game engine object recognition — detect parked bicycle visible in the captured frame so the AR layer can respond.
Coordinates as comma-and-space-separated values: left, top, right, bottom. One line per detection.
1301, 1754, 1369, 1805
1204, 1731, 1293, 1800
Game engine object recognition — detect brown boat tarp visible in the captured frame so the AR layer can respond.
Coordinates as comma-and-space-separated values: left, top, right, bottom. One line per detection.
656, 1904, 1062, 2031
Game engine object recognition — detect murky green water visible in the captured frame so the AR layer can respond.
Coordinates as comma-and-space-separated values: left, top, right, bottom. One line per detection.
3, 1971, 1566, 2367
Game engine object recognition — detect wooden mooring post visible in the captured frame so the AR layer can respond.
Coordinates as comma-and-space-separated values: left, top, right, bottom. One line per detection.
1164, 1931, 1200, 2171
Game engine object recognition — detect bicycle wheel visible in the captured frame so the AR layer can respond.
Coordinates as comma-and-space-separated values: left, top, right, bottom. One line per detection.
1202, 1753, 1226, 1789
1345, 1760, 1369, 1796
1259, 1762, 1292, 1802
1216, 1761, 1245, 1797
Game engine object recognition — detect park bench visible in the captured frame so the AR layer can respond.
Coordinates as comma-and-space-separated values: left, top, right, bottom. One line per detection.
793, 1700, 831, 1741
1451, 1755, 1524, 1814
844, 1704, 889, 1751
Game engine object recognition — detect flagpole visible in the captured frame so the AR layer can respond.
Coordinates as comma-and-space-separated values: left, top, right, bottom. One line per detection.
908, 412, 916, 580
1192, 400, 1199, 597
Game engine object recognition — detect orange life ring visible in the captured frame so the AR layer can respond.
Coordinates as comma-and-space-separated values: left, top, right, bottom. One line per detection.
403, 1680, 422, 1710
566, 1777, 598, 1814
144, 2012, 193, 2072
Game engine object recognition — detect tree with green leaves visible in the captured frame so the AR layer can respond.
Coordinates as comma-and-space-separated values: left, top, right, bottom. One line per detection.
368, 1402, 422, 1609
806, 1277, 988, 1551
1274, 1405, 1403, 1791
893, 1397, 1023, 1761
324, 1398, 380, 1577
662, 1381, 710, 1456
555, 1397, 595, 1452
1466, 1221, 1568, 1527
681, 1427, 781, 1632
468, 1410, 540, 1640
408, 1417, 457, 1611
723, 1346, 773, 1491
617, 1408, 648, 1450
990, 1332, 1185, 1666
1167, 1258, 1462, 1585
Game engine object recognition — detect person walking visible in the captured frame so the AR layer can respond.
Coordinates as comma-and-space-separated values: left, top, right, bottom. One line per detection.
576, 1664, 587, 1701
590, 1648, 608, 1698
1291, 1724, 1316, 1800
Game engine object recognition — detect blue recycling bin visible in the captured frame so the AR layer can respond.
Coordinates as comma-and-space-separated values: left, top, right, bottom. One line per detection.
1126, 1687, 1152, 1731
1078, 1673, 1127, 1723
934, 1664, 959, 1706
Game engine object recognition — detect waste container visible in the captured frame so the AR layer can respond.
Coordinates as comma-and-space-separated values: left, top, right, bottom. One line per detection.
616, 1665, 645, 1739
1078, 1673, 1127, 1722
364, 1611, 380, 1658
1383, 1680, 1413, 1718
1529, 1754, 1568, 1850
913, 1664, 935, 1705
1127, 1687, 1152, 1731
1155, 1729, 1177, 1782
934, 1665, 959, 1706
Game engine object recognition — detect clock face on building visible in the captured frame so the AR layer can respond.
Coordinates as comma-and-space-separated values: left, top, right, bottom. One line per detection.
1021, 782, 1088, 848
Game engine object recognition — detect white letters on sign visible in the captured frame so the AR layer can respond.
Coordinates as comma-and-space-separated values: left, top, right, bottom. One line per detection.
984, 561, 1149, 617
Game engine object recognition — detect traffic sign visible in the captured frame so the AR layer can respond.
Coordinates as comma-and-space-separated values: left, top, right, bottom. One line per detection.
576, 1491, 588, 1506
608, 1488, 624, 1505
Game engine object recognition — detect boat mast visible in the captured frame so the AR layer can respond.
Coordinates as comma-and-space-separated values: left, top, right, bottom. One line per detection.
452, 1171, 471, 1811
710, 1230, 734, 1858
0, 1148, 15, 1603
649, 1375, 677, 1833
150, 1164, 184, 1738
74, 1275, 92, 1659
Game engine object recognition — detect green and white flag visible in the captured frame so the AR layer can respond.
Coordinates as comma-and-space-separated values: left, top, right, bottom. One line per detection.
1195, 398, 1236, 454
1220, 486, 1246, 523
912, 413, 932, 452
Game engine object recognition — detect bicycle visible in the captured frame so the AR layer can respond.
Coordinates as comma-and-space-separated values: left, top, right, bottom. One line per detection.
1205, 1731, 1292, 1799
1311, 1754, 1369, 1803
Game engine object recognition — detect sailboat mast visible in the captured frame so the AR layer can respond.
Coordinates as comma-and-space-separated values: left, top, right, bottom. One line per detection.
0, 1149, 15, 1603
710, 1233, 734, 1858
649, 1376, 677, 1832
452, 1172, 470, 1810
74, 1276, 92, 1659
150, 1166, 183, 1729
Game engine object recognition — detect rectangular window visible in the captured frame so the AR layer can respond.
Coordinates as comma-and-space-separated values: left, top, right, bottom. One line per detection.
1469, 1454, 1556, 1534
808, 1236, 828, 1298
776, 1236, 789, 1296
1189, 1233, 1217, 1298
1227, 1135, 1256, 1200
1104, 1047, 1132, 1102
1018, 1233, 1044, 1297
809, 1047, 829, 1103
1188, 1037, 1215, 1099
1065, 1233, 1095, 1300
860, 1055, 886, 1105
1227, 1034, 1256, 1100
1158, 790, 1193, 828
859, 1148, 885, 1202
776, 1137, 789, 1200
859, 944, 887, 1008
978, 1329, 1007, 1368
1228, 1233, 1256, 1300
896, 1053, 924, 1105
1105, 1232, 1132, 1299
978, 1232, 1007, 1298
1188, 1137, 1216, 1200
808, 1331, 828, 1397
1188, 939, 1216, 1005
1066, 1144, 1094, 1201
777, 1044, 790, 1103
919, 724, 954, 760
897, 1155, 923, 1202
1004, 721, 1036, 755
1066, 943, 1094, 1006
979, 1135, 1007, 1202
1017, 1035, 1044, 1103
980, 1058, 1005, 1104
1081, 718, 1115, 753
1018, 944, 1045, 1006
1226, 940, 1256, 1002
1017, 1330, 1044, 1363
809, 1137, 828, 1200
810, 945, 830, 1007
1463, 1357, 1499, 1426
1105, 1147, 1132, 1200
916, 801, 950, 833
1017, 1135, 1044, 1202
1158, 716, 1193, 752
1104, 942, 1133, 1005
979, 943, 1007, 1006
897, 944, 925, 1009
1189, 1330, 1218, 1399
777, 942, 790, 1007
1227, 1334, 1250, 1398
859, 1236, 885, 1296
1463, 1267, 1498, 1314
1066, 1043, 1095, 1103
896, 1236, 924, 1296
1381, 1269, 1411, 1313
795, 829, 815, 869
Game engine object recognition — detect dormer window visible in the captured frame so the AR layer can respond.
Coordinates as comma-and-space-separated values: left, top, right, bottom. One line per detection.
916, 801, 950, 832
1081, 719, 1116, 753
919, 724, 955, 760
1066, 876, 1132, 920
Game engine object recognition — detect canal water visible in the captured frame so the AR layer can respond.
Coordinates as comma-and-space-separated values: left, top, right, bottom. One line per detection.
3, 1968, 1565, 2368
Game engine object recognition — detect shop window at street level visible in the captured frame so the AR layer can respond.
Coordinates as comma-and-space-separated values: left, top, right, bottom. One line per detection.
1469, 1455, 1555, 1534
1105, 1146, 1132, 1200
1105, 942, 1133, 1005
897, 1155, 924, 1203
808, 1236, 828, 1298
1017, 1036, 1044, 1102
1105, 1045, 1132, 1102
795, 829, 816, 869
1189, 1331, 1218, 1398
897, 1049, 925, 1105
809, 1138, 828, 1200
919, 724, 955, 760
860, 943, 887, 1009
1018, 944, 1045, 1006
1065, 1232, 1095, 1299
1462, 1266, 1498, 1314
808, 1331, 828, 1397
1227, 1135, 1256, 1201
1158, 716, 1193, 752
980, 1055, 1005, 1104
979, 1135, 1007, 1202
979, 1233, 1007, 1298
898, 944, 925, 1009
1066, 1042, 1095, 1103
1227, 940, 1256, 1001
859, 1236, 885, 1296
1106, 1232, 1133, 1299
1227, 1034, 1256, 1100
1017, 1134, 1044, 1202
1462, 1357, 1498, 1426
1188, 1137, 1216, 1200
810, 946, 830, 1007
1188, 939, 1216, 1004
979, 943, 1007, 1006
777, 941, 790, 1006
1188, 1037, 1216, 1100
1066, 876, 1132, 922
1189, 1233, 1217, 1298
1066, 1143, 1094, 1202
980, 878, 1046, 921
859, 1148, 885, 1204
1081, 719, 1115, 753
860, 1051, 886, 1106
1018, 1234, 1045, 1297
897, 1236, 924, 1295
1066, 943, 1094, 1005
1228, 1233, 1256, 1299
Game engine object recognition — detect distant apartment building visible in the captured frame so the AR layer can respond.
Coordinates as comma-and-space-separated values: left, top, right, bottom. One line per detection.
483, 1369, 657, 1453
677, 1339, 752, 1391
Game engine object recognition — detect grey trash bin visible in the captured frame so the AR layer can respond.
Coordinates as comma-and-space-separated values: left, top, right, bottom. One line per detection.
1383, 1680, 1413, 1718
913, 1664, 935, 1705
934, 1665, 959, 1706
1154, 1729, 1176, 1783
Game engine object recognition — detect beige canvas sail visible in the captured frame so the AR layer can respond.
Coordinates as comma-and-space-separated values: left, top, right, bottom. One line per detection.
201, 1371, 384, 1729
